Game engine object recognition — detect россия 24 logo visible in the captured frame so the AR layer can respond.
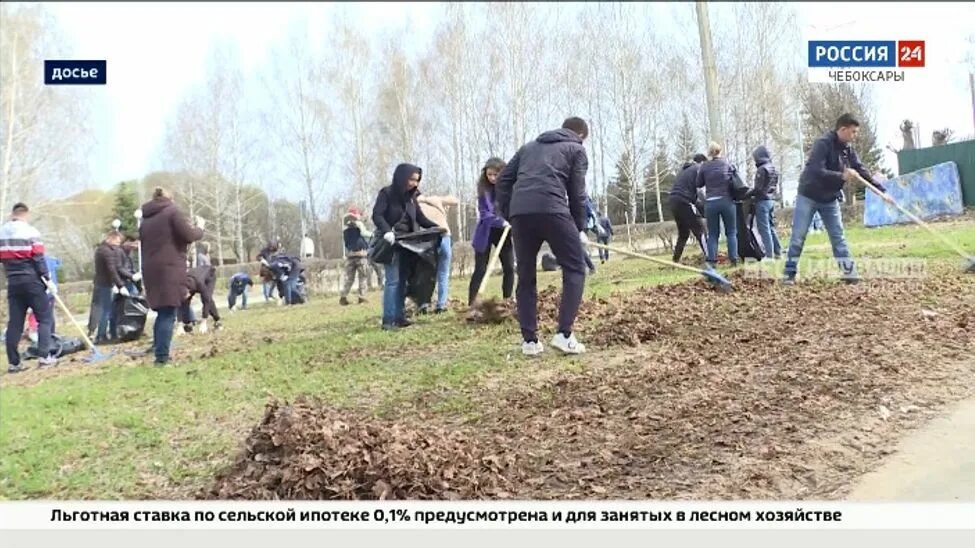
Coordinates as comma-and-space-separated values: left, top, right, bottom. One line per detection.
807, 40, 924, 83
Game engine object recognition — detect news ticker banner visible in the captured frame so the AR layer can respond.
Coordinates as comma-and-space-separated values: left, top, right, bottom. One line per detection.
1, 502, 973, 530
807, 40, 925, 84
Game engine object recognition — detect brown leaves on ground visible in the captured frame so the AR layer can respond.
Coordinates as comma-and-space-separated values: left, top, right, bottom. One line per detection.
207, 398, 519, 500
208, 269, 975, 500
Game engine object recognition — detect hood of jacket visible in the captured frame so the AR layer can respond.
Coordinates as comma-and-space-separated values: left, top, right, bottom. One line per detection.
391, 163, 423, 200
536, 128, 583, 145
141, 197, 172, 219
752, 145, 771, 167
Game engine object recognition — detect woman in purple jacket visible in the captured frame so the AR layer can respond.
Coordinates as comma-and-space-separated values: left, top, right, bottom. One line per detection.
468, 157, 515, 305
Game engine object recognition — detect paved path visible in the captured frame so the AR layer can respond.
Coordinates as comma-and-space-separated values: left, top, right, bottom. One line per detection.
847, 396, 975, 501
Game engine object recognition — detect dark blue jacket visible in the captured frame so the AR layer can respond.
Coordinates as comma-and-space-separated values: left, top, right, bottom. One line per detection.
750, 146, 779, 201
230, 272, 253, 292
670, 162, 702, 204
695, 158, 737, 199
371, 163, 437, 235
343, 224, 369, 254
799, 131, 883, 202
598, 216, 613, 237
495, 128, 589, 231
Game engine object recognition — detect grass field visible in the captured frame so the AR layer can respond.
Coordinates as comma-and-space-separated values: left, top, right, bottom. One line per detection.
1, 219, 974, 500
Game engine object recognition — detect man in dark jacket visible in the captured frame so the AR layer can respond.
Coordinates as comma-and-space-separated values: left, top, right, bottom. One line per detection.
596, 214, 613, 263
749, 146, 782, 260
340, 207, 371, 306
88, 230, 128, 343
179, 265, 221, 332
371, 163, 437, 330
669, 153, 708, 263
228, 272, 253, 311
268, 254, 302, 305
139, 187, 204, 365
784, 113, 893, 284
257, 240, 279, 302
495, 117, 590, 356
1, 203, 57, 373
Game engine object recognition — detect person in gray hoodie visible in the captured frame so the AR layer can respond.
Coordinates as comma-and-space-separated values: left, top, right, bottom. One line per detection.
495, 117, 590, 356
749, 145, 782, 259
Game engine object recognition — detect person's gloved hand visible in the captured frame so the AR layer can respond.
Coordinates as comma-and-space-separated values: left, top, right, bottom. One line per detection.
132, 272, 142, 282
119, 286, 130, 297
502, 220, 511, 229
44, 279, 58, 297
280, 275, 289, 282
383, 231, 395, 244
579, 231, 590, 245
112, 286, 120, 295
194, 215, 207, 230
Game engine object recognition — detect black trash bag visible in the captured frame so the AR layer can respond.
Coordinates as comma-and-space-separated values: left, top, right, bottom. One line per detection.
291, 272, 308, 304
22, 334, 86, 360
736, 200, 766, 261
114, 293, 150, 341
368, 233, 395, 265
729, 166, 752, 201
396, 228, 445, 307
541, 252, 559, 272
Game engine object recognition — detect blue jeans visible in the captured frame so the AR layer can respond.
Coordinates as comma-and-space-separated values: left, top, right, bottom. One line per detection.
705, 197, 738, 263
91, 284, 117, 340
153, 306, 176, 362
382, 252, 406, 326
228, 288, 248, 310
263, 281, 276, 301
754, 199, 782, 258
435, 235, 452, 310
784, 194, 854, 278
282, 275, 299, 304
597, 236, 610, 261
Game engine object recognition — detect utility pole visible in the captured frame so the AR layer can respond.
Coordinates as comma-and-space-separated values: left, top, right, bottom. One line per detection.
970, 72, 975, 137
695, 1, 723, 146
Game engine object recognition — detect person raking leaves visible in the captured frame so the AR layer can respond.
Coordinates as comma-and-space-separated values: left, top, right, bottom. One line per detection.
495, 117, 592, 356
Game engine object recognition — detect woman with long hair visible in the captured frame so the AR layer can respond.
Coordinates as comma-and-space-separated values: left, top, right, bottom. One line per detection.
468, 157, 515, 305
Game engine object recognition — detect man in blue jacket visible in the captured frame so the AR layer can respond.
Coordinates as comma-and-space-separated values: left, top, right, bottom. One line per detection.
495, 117, 590, 356
784, 113, 893, 284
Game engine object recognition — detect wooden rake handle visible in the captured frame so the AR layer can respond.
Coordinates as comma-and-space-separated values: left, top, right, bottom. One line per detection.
588, 241, 715, 277
474, 224, 511, 299
43, 278, 97, 351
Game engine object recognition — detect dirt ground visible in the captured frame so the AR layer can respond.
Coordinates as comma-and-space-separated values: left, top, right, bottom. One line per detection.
209, 268, 975, 500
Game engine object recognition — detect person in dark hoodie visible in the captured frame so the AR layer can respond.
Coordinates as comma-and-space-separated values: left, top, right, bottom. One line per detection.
749, 145, 783, 260
784, 113, 894, 284
371, 163, 438, 330
139, 187, 204, 365
669, 153, 708, 263
696, 142, 740, 267
88, 230, 129, 343
495, 116, 590, 356
227, 271, 253, 311
179, 265, 221, 332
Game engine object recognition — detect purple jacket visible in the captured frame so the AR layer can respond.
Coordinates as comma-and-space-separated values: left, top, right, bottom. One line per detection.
471, 189, 507, 253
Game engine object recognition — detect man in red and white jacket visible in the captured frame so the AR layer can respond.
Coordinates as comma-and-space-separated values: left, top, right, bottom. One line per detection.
1, 202, 57, 373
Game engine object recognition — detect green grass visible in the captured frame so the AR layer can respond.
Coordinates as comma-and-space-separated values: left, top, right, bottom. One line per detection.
1, 218, 974, 499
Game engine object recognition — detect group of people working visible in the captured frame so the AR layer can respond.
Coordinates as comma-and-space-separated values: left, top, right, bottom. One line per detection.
2, 113, 893, 371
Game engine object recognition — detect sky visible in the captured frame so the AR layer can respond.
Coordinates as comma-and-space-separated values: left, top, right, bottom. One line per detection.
36, 1, 975, 189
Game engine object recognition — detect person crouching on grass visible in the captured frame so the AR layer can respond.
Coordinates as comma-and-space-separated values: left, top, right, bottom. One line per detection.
495, 116, 591, 356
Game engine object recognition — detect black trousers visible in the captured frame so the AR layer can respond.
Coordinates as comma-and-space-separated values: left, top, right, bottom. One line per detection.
468, 226, 515, 305
510, 213, 586, 342
669, 197, 707, 262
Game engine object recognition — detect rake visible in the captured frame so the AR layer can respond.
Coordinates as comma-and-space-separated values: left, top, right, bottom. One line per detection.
467, 224, 513, 323
43, 279, 115, 363
856, 173, 975, 273
588, 241, 734, 292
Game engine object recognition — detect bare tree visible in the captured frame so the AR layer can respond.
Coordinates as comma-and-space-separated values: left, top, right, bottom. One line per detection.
0, 3, 93, 215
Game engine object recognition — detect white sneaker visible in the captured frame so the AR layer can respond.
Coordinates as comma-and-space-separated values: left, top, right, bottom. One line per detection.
522, 340, 545, 356
551, 332, 586, 355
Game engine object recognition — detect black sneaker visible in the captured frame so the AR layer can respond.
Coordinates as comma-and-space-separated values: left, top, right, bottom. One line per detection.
7, 363, 27, 374
339, 296, 350, 306
395, 319, 414, 328
358, 297, 368, 304
434, 307, 447, 314
154, 357, 170, 367
841, 276, 861, 285
183, 323, 194, 334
